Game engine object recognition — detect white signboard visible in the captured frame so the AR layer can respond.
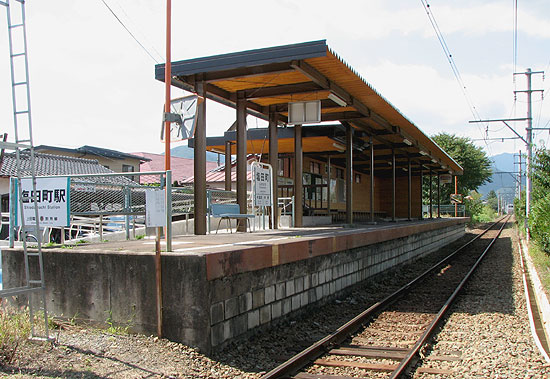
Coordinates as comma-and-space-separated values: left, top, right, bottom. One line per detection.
15, 177, 70, 227
253, 164, 272, 207
440, 174, 453, 184
146, 189, 166, 227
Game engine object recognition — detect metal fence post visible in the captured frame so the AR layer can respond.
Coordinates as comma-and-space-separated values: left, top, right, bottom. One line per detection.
165, 170, 172, 252
9, 177, 15, 247
124, 186, 130, 240
206, 190, 211, 234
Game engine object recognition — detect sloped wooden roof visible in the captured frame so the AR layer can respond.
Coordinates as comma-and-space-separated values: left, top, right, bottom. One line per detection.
156, 40, 462, 175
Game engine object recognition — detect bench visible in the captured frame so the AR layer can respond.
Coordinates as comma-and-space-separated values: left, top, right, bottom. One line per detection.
210, 203, 255, 234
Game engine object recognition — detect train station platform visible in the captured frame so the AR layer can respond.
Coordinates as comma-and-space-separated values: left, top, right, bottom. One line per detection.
2, 217, 468, 353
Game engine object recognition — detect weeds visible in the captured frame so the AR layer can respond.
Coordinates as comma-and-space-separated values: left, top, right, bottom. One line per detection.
0, 302, 31, 365
105, 309, 134, 336
135, 235, 145, 240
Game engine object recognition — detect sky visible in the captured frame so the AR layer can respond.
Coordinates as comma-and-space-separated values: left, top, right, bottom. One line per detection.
0, 0, 549, 159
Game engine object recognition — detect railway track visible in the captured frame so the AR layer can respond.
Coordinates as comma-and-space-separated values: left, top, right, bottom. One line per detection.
261, 216, 511, 379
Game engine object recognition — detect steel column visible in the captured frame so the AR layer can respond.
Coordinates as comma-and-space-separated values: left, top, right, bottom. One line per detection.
236, 93, 248, 231
224, 141, 232, 191
346, 123, 353, 224
194, 80, 207, 235
268, 110, 279, 229
294, 124, 303, 227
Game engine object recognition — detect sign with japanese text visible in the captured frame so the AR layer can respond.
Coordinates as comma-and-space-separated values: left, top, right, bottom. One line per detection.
146, 189, 166, 227
252, 164, 272, 207
15, 177, 70, 227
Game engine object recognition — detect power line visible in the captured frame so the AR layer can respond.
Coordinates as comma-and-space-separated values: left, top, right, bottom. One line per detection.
99, 0, 160, 64
419, 1, 492, 155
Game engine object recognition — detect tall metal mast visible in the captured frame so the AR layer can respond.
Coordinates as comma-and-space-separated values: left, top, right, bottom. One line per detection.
1, 0, 50, 340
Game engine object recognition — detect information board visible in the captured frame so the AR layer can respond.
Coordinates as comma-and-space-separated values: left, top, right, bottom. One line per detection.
15, 177, 70, 227
252, 164, 272, 207
146, 189, 166, 227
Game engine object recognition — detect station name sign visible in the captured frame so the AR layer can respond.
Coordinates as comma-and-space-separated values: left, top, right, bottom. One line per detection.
14, 177, 70, 227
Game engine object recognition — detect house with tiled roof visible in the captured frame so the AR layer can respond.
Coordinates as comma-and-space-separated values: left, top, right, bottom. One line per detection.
182, 155, 256, 190
0, 151, 129, 212
34, 145, 150, 174
132, 152, 218, 185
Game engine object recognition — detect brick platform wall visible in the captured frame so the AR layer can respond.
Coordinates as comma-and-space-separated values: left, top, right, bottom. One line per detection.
207, 223, 464, 350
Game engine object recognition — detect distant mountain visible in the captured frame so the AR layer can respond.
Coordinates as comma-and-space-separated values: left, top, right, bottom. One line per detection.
477, 152, 524, 201
162, 144, 223, 163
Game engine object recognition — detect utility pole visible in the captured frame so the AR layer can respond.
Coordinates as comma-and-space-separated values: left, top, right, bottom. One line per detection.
514, 150, 522, 199
514, 68, 544, 239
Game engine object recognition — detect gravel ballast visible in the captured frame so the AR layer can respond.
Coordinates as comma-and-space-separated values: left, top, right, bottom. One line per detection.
2, 222, 548, 378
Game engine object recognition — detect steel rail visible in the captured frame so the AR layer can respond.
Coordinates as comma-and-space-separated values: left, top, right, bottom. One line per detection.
390, 215, 510, 378
260, 217, 507, 379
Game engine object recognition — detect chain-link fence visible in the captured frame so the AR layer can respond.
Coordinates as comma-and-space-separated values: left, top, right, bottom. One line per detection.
8, 171, 178, 247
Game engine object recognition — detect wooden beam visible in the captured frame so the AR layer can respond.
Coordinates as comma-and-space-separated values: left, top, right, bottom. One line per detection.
243, 82, 322, 99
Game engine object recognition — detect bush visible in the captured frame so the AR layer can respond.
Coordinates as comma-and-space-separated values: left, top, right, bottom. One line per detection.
530, 193, 550, 254
514, 191, 526, 233
464, 191, 496, 225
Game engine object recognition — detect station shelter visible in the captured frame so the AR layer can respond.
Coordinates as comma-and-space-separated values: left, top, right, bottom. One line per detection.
155, 40, 463, 234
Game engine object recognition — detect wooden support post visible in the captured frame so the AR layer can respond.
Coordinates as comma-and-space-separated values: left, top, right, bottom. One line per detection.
437, 173, 441, 218
419, 163, 423, 220
236, 93, 247, 231
327, 155, 331, 218
429, 168, 433, 219
268, 110, 279, 229
346, 123, 353, 225
225, 141, 232, 191
194, 80, 207, 235
370, 136, 375, 223
392, 149, 396, 222
408, 158, 412, 221
294, 124, 303, 227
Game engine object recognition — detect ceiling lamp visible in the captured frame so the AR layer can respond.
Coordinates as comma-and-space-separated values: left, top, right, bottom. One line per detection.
328, 92, 347, 107
403, 138, 413, 146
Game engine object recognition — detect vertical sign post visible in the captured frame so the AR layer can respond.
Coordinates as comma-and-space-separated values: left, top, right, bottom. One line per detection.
252, 162, 273, 230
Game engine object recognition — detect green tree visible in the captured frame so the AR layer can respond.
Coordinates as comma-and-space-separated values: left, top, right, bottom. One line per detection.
486, 190, 498, 212
529, 148, 550, 253
424, 133, 493, 205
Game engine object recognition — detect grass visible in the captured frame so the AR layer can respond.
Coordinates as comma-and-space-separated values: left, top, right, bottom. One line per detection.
529, 241, 550, 296
0, 301, 55, 365
135, 234, 145, 240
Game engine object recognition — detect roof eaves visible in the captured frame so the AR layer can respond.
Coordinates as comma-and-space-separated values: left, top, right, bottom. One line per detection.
155, 40, 328, 81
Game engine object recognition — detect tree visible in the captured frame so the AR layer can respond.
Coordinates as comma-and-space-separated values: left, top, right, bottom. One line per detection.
486, 190, 498, 212
529, 148, 550, 253
424, 133, 493, 205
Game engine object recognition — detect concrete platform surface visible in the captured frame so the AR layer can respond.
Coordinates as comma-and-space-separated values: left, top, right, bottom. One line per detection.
45, 217, 468, 280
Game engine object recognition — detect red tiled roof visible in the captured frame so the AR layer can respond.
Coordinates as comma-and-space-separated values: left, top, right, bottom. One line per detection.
132, 152, 218, 183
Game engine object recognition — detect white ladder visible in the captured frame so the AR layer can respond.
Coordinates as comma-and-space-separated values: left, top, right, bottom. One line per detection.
1, 0, 50, 341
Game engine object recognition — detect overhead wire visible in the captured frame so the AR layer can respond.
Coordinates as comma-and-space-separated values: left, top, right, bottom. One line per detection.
99, 0, 161, 64
419, 0, 493, 156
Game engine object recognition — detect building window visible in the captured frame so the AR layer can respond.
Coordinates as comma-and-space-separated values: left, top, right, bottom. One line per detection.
309, 161, 320, 174
122, 164, 135, 181
122, 164, 134, 172
355, 173, 361, 183
335, 167, 344, 179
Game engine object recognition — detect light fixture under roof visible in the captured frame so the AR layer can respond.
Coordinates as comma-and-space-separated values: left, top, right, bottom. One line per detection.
419, 150, 428, 156
431, 158, 437, 163
403, 138, 413, 146
328, 92, 347, 107
332, 142, 345, 152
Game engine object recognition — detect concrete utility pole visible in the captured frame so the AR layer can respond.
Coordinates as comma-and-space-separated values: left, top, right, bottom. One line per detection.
514, 68, 544, 239
514, 150, 522, 200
